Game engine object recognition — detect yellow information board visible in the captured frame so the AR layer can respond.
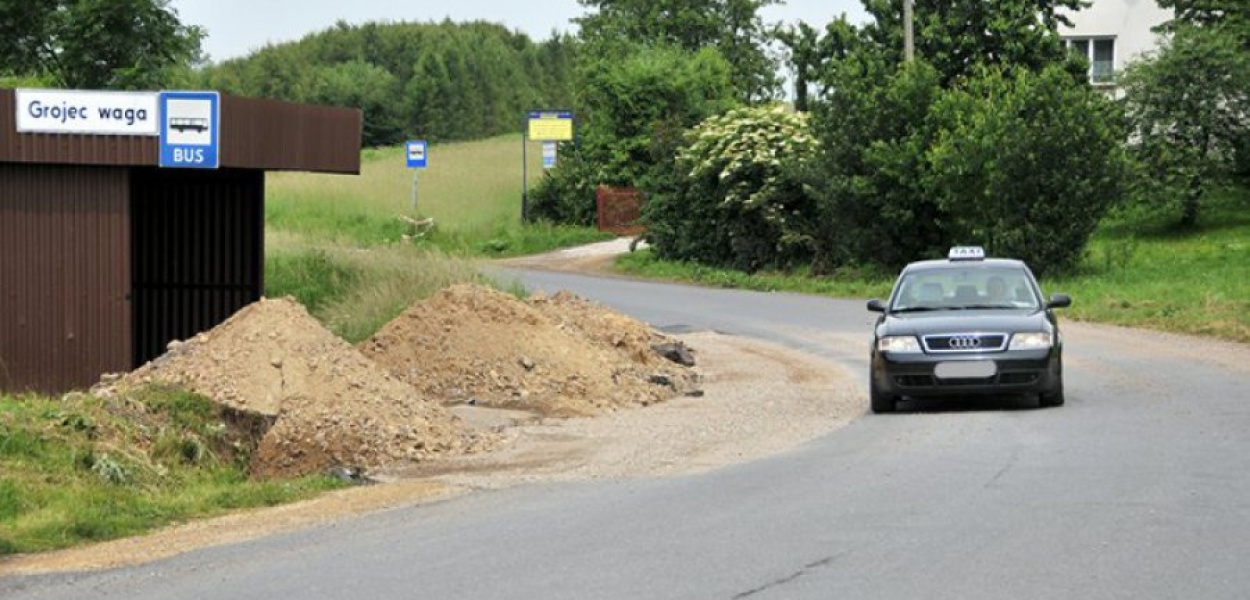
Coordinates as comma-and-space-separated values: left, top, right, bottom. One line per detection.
527, 111, 574, 141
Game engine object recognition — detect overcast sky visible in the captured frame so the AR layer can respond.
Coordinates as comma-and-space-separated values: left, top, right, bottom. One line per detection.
171, 0, 869, 64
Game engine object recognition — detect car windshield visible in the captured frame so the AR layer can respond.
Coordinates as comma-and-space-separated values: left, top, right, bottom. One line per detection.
890, 266, 1040, 312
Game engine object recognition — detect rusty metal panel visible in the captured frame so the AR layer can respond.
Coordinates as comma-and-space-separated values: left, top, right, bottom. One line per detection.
0, 89, 361, 174
220, 95, 362, 175
130, 167, 263, 367
0, 164, 131, 394
596, 186, 645, 235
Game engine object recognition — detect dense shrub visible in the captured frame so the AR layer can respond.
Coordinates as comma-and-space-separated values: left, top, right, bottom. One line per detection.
926, 65, 1129, 274
806, 58, 947, 270
804, 60, 1126, 275
645, 106, 819, 271
527, 147, 599, 226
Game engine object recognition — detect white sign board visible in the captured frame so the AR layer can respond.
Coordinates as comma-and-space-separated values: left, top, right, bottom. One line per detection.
541, 141, 557, 169
15, 89, 159, 136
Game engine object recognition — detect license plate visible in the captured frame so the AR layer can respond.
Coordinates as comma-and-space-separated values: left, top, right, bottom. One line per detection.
935, 361, 997, 379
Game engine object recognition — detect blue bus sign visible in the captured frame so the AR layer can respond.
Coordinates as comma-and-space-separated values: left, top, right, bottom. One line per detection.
406, 140, 428, 168
158, 91, 219, 169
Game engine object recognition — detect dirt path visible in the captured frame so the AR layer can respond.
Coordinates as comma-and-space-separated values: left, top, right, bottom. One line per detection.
0, 331, 859, 577
498, 237, 642, 275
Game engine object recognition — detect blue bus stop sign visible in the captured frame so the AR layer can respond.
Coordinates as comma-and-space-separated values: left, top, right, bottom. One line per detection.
158, 91, 219, 169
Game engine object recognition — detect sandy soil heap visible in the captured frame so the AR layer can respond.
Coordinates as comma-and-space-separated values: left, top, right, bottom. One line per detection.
362, 285, 697, 417
97, 298, 484, 478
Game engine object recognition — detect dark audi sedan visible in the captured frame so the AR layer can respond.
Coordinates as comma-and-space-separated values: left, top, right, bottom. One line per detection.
866, 247, 1071, 413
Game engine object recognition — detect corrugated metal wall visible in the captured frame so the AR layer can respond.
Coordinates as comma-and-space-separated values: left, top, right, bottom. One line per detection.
0, 164, 131, 393
130, 168, 263, 367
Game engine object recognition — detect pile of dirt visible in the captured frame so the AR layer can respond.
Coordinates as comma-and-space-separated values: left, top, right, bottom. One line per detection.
528, 290, 680, 366
96, 297, 485, 478
361, 285, 697, 417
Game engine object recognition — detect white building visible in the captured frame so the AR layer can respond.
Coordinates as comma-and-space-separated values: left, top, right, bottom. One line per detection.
1058, 0, 1173, 88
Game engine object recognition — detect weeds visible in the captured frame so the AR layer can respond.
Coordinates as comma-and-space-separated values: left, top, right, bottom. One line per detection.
0, 390, 343, 555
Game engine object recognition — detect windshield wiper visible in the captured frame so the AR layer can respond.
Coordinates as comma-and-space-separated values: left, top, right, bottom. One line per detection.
960, 304, 1025, 310
891, 306, 944, 313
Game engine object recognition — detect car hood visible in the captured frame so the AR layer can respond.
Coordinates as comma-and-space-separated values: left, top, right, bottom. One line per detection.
878, 309, 1049, 336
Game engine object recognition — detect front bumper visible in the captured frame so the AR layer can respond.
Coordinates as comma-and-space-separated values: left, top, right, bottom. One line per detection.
871, 348, 1061, 397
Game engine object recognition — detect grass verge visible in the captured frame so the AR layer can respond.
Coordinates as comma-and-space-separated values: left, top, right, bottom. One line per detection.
616, 251, 894, 298
0, 388, 343, 556
616, 187, 1249, 343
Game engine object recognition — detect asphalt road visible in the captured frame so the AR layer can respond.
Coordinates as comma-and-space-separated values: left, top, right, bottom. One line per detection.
5, 270, 1249, 599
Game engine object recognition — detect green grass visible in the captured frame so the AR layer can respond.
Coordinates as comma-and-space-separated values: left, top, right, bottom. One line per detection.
616, 187, 1250, 342
616, 251, 895, 298
1049, 187, 1250, 342
0, 388, 343, 555
266, 135, 612, 255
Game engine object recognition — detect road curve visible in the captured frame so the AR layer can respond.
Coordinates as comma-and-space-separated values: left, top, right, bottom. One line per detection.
4, 270, 1249, 600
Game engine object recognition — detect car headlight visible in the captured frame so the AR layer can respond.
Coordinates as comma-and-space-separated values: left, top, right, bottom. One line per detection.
878, 336, 922, 353
1009, 332, 1053, 350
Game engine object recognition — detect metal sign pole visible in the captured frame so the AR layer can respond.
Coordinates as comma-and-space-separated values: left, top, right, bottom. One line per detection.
521, 115, 529, 222
411, 169, 419, 215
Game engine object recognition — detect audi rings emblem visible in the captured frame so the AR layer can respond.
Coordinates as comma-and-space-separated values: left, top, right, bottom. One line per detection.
949, 336, 982, 350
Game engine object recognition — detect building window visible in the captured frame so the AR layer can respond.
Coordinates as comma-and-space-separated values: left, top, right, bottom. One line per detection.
1063, 37, 1116, 84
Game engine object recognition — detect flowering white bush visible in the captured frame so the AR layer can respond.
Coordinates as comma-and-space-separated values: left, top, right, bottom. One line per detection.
681, 105, 816, 216
646, 104, 818, 270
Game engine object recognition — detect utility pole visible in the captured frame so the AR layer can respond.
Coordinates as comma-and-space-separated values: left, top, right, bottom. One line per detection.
903, 0, 915, 62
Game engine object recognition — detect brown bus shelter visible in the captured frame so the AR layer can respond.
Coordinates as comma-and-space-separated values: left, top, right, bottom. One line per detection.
0, 89, 362, 394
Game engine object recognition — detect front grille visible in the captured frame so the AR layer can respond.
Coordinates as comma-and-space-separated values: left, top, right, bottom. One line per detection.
923, 333, 1008, 353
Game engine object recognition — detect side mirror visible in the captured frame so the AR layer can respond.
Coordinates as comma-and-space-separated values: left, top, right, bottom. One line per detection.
867, 299, 886, 313
1047, 293, 1072, 309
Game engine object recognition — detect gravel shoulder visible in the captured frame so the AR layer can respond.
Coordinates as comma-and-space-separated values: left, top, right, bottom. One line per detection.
383, 331, 861, 485
0, 331, 860, 577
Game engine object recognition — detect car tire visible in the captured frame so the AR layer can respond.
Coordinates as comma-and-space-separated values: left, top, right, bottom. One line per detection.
1039, 377, 1065, 408
870, 378, 897, 413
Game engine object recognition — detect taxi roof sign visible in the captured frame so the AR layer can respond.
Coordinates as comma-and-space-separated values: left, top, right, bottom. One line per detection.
949, 246, 985, 261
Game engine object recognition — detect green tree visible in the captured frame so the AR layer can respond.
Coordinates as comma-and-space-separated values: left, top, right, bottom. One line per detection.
308, 61, 404, 146
857, 0, 1084, 84
200, 20, 577, 146
804, 58, 1126, 274
575, 0, 781, 101
807, 58, 947, 269
776, 23, 821, 111
927, 65, 1128, 273
0, 0, 203, 89
1156, 0, 1249, 31
1121, 22, 1250, 227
